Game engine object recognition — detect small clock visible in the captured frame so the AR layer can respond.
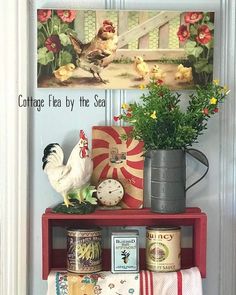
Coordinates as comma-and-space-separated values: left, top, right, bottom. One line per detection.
97, 178, 124, 207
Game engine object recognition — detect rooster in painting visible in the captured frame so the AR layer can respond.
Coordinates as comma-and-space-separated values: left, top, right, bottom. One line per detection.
42, 130, 93, 207
69, 19, 118, 83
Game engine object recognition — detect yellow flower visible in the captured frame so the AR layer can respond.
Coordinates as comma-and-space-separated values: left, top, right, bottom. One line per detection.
213, 79, 219, 85
210, 97, 217, 105
121, 103, 129, 110
139, 84, 146, 90
150, 111, 157, 119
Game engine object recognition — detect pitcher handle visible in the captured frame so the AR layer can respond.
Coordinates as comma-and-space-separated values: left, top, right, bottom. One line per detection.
185, 148, 209, 191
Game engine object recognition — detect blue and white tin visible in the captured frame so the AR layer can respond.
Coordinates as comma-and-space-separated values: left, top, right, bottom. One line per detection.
111, 230, 139, 273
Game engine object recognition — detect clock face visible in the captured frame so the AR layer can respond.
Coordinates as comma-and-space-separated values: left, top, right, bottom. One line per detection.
97, 179, 124, 207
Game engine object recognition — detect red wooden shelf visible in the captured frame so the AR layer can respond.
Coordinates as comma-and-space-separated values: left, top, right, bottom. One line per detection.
42, 207, 207, 280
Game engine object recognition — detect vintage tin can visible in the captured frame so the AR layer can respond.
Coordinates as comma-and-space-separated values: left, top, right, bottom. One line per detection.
146, 226, 181, 272
67, 228, 102, 274
111, 230, 139, 273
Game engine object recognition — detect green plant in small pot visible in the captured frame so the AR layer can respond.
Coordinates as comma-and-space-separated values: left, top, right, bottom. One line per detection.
115, 80, 229, 213
177, 12, 214, 85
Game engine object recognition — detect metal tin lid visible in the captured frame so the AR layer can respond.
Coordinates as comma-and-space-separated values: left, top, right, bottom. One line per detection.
147, 226, 180, 231
111, 230, 139, 235
67, 227, 101, 232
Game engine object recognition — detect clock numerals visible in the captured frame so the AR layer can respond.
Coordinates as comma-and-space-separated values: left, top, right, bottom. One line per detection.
97, 178, 124, 207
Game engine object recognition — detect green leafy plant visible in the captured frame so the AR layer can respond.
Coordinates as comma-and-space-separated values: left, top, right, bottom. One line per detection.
177, 12, 214, 85
37, 9, 77, 78
115, 80, 229, 151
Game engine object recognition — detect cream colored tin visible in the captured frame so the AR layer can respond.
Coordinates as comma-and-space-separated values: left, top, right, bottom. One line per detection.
67, 228, 102, 274
146, 226, 181, 272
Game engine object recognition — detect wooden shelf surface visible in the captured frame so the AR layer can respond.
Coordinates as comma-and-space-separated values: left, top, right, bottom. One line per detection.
43, 207, 204, 221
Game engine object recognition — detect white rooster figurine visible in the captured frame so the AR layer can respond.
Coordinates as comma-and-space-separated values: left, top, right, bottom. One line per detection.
42, 130, 93, 207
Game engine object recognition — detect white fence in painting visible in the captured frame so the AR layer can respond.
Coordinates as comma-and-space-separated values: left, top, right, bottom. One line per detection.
75, 10, 186, 61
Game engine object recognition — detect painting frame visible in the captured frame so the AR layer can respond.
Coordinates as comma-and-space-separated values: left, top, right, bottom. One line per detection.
37, 9, 215, 90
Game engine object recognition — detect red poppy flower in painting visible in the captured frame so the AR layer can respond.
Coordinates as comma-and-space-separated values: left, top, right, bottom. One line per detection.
196, 25, 212, 44
45, 35, 61, 53
37, 9, 51, 23
184, 12, 203, 24
177, 25, 190, 42
56, 10, 76, 23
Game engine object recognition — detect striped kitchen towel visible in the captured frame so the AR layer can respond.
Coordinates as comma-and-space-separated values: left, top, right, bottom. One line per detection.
140, 267, 202, 295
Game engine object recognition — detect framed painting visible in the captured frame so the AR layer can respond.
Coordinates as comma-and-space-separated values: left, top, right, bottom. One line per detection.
37, 9, 214, 89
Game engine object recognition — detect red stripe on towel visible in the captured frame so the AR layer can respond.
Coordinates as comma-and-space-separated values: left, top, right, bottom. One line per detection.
177, 271, 183, 295
150, 271, 154, 295
145, 271, 149, 295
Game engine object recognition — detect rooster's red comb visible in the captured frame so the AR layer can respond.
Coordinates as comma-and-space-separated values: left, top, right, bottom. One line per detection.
80, 130, 86, 139
103, 19, 113, 26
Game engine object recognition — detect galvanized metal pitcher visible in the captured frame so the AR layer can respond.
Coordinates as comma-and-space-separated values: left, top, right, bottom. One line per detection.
144, 149, 209, 213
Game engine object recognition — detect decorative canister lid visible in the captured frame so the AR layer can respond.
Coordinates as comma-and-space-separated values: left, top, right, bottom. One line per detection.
147, 226, 180, 231
67, 227, 101, 232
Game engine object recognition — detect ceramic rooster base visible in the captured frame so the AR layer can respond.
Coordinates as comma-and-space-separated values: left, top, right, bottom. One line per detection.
42, 130, 96, 214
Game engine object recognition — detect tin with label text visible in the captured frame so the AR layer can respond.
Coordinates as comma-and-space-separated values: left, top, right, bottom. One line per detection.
67, 228, 102, 274
111, 230, 139, 273
146, 226, 181, 272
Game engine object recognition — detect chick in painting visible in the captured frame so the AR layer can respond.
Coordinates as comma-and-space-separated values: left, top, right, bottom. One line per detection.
69, 20, 118, 84
175, 64, 193, 83
133, 56, 149, 80
149, 64, 166, 81
42, 130, 93, 207
53, 63, 76, 84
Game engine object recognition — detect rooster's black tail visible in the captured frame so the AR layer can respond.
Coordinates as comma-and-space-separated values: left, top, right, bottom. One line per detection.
42, 143, 61, 170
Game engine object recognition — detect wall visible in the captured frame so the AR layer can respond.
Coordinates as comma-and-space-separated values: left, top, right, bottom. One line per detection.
26, 0, 233, 295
